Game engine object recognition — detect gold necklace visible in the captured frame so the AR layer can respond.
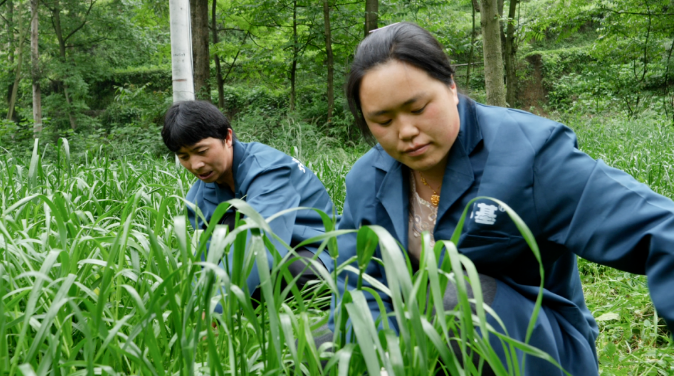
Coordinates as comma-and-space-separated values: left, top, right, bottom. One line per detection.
418, 171, 441, 207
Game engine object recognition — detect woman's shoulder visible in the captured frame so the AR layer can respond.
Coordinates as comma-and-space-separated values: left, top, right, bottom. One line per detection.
473, 102, 576, 151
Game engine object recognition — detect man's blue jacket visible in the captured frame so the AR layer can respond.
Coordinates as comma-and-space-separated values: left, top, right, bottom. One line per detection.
186, 140, 336, 293
330, 96, 674, 374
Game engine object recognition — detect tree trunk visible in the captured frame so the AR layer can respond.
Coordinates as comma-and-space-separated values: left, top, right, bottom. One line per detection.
323, 0, 334, 122
480, 0, 506, 107
498, 0, 506, 64
7, 3, 27, 122
190, 0, 210, 101
31, 0, 42, 136
471, 0, 480, 12
51, 0, 77, 129
169, 0, 195, 102
6, 0, 15, 114
7, 42, 23, 122
212, 0, 224, 109
465, 2, 476, 88
504, 0, 518, 107
364, 0, 378, 36
290, 0, 297, 111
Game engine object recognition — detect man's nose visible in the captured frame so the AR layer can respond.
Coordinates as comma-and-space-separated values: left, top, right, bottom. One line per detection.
192, 158, 205, 170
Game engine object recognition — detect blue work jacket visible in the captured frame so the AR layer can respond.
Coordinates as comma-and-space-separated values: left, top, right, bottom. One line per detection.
186, 140, 336, 293
330, 96, 674, 370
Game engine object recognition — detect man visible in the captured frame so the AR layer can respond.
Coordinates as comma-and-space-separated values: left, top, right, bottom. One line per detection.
162, 100, 335, 306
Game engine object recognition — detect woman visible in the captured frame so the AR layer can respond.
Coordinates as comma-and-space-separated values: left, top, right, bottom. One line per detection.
328, 22, 674, 375
162, 100, 335, 306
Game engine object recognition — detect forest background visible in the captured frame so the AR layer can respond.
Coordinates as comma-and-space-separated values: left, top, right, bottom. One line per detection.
1, 0, 674, 374
1, 0, 673, 156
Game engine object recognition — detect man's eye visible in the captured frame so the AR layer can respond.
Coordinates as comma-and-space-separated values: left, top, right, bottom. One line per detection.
179, 155, 189, 160
411, 105, 427, 114
377, 119, 392, 126
197, 149, 207, 154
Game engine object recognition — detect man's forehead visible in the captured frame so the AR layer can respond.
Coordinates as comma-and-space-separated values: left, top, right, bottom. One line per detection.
177, 140, 210, 153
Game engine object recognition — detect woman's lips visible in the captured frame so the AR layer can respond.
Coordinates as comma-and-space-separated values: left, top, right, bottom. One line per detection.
404, 144, 430, 157
198, 171, 214, 180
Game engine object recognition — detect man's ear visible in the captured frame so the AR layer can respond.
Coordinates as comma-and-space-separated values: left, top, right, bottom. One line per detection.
224, 128, 233, 146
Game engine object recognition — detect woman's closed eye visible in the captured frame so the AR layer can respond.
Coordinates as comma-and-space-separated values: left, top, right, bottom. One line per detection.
411, 104, 427, 114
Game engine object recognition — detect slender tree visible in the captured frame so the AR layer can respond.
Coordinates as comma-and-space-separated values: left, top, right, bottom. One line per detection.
7, 2, 27, 121
31, 0, 42, 135
465, 0, 477, 88
323, 0, 334, 122
290, 0, 298, 111
6, 0, 15, 116
190, 0, 210, 100
479, 0, 506, 106
212, 0, 224, 109
471, 0, 480, 13
47, 0, 90, 129
364, 0, 378, 36
504, 0, 519, 107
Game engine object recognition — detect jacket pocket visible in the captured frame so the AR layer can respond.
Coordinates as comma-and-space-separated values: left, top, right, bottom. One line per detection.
458, 233, 527, 275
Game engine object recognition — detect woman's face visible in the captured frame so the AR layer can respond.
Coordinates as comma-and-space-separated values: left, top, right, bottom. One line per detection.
359, 60, 460, 178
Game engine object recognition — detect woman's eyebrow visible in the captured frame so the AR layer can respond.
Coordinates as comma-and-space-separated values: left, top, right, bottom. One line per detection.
366, 93, 426, 117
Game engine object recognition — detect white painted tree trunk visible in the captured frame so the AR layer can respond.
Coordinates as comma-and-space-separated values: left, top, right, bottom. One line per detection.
169, 0, 195, 102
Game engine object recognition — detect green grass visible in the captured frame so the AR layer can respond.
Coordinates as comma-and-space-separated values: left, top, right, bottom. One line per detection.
566, 114, 674, 375
0, 137, 559, 375
0, 112, 672, 375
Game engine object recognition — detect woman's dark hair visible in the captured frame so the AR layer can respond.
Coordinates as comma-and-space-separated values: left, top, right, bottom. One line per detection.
162, 100, 235, 152
346, 22, 456, 144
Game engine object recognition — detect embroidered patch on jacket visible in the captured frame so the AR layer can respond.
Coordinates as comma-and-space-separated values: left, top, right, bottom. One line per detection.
291, 157, 306, 173
473, 203, 498, 225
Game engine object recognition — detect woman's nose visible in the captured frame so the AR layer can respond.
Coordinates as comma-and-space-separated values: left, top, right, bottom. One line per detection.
398, 117, 419, 140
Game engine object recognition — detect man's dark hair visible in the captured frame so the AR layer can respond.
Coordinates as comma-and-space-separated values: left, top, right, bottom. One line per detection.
162, 100, 234, 152
346, 22, 456, 144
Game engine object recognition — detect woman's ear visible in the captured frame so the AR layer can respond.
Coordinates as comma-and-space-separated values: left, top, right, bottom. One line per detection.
448, 79, 459, 105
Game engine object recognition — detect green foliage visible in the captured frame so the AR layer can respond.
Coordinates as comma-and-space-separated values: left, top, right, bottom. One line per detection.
521, 0, 674, 118
220, 85, 288, 118
0, 138, 564, 375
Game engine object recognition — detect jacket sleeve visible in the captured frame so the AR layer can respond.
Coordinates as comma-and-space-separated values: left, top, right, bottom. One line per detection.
329, 173, 397, 335
244, 165, 301, 253
534, 124, 674, 331
225, 165, 301, 294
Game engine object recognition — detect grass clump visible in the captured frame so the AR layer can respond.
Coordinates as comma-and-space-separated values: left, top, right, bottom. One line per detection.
0, 139, 563, 375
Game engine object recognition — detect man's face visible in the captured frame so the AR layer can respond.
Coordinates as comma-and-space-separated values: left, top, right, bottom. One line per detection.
176, 131, 233, 186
